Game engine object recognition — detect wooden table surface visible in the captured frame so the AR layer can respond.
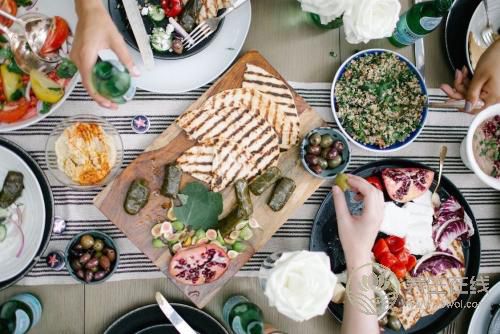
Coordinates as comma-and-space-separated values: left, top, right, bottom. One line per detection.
0, 1, 493, 333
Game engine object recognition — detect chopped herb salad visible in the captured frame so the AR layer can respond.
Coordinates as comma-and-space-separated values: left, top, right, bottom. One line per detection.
335, 52, 426, 148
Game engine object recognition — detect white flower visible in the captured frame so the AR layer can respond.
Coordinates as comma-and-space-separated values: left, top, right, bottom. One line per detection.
264, 251, 337, 322
343, 0, 401, 44
298, 0, 352, 22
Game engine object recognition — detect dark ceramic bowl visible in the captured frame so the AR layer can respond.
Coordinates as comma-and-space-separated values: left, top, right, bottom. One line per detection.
65, 230, 120, 285
300, 127, 351, 180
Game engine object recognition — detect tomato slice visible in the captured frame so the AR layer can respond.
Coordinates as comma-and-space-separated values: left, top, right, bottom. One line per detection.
386, 236, 405, 254
391, 261, 407, 280
161, 0, 183, 17
365, 175, 384, 191
378, 252, 398, 269
406, 255, 417, 271
0, 0, 17, 27
0, 98, 29, 123
372, 238, 390, 259
40, 16, 70, 56
395, 249, 409, 265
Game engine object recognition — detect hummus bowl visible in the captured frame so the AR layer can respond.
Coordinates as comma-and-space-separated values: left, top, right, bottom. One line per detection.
462, 104, 500, 190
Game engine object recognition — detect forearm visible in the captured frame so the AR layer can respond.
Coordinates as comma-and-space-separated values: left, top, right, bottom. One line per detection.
341, 256, 380, 334
75, 0, 105, 17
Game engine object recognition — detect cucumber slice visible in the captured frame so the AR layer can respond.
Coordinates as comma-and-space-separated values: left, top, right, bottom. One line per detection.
150, 27, 172, 52
0, 224, 6, 242
148, 5, 165, 22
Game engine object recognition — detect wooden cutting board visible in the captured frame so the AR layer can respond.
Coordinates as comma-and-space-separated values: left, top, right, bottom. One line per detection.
94, 50, 326, 308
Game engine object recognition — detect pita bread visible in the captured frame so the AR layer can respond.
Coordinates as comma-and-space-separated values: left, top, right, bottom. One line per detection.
176, 138, 254, 192
242, 64, 301, 149
177, 105, 280, 176
199, 88, 298, 149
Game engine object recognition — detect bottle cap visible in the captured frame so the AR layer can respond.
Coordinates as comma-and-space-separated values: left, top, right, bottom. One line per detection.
46, 251, 66, 271
52, 216, 66, 234
131, 115, 150, 134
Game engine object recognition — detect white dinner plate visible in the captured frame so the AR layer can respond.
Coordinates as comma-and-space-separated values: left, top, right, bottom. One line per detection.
115, 1, 252, 93
466, 1, 500, 73
0, 146, 45, 282
468, 281, 500, 334
0, 0, 80, 132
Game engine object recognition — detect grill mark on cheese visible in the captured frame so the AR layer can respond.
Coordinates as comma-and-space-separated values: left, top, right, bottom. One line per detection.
244, 79, 289, 91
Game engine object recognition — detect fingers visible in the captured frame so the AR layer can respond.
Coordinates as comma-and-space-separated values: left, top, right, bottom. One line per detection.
465, 73, 489, 111
80, 60, 118, 110
347, 175, 384, 214
332, 185, 351, 222
345, 174, 376, 196
111, 37, 139, 77
440, 84, 465, 100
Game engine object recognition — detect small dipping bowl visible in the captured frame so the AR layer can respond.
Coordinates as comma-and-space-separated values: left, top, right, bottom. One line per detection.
65, 230, 120, 285
300, 127, 351, 180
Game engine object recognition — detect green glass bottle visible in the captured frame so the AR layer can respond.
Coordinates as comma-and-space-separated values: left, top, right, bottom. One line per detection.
223, 295, 264, 334
92, 60, 136, 104
0, 293, 42, 334
388, 0, 453, 47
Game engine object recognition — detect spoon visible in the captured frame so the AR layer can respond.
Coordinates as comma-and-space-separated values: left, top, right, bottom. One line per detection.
0, 10, 62, 63
432, 145, 448, 208
0, 22, 57, 73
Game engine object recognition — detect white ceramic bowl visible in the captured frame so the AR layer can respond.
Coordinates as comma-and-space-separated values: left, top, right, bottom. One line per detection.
462, 104, 500, 190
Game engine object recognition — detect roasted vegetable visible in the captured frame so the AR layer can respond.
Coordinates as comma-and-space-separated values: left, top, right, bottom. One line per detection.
249, 166, 282, 196
268, 177, 296, 212
0, 171, 24, 208
234, 179, 252, 219
179, 0, 201, 32
124, 179, 150, 215
160, 165, 182, 199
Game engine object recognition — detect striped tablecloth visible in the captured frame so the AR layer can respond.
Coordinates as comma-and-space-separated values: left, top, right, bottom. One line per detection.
2, 82, 498, 285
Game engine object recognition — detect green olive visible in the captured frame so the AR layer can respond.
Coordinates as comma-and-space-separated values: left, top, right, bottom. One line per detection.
317, 157, 328, 170
335, 173, 350, 192
93, 239, 104, 252
328, 155, 343, 169
80, 235, 95, 250
320, 134, 334, 148
309, 133, 321, 146
321, 147, 330, 159
387, 315, 401, 331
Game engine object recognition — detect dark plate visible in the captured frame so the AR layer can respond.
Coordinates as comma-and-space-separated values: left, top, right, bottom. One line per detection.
108, 0, 224, 60
136, 324, 174, 334
0, 137, 54, 290
104, 303, 229, 334
445, 0, 482, 72
310, 159, 481, 334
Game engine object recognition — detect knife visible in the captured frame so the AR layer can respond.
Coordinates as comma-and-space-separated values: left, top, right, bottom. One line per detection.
155, 292, 197, 334
414, 0, 425, 80
122, 0, 155, 70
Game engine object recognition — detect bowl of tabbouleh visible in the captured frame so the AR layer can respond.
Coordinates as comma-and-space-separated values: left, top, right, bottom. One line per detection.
331, 49, 428, 152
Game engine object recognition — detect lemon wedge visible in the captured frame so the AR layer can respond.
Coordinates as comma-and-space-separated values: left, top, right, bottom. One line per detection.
30, 69, 64, 104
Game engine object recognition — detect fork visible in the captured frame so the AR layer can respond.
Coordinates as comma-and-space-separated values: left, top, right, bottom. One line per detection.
481, 0, 495, 47
182, 0, 248, 51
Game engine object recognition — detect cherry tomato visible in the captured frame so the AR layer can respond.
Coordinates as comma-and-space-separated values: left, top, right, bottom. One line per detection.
0, 98, 29, 123
406, 254, 417, 271
386, 236, 405, 254
160, 0, 183, 17
395, 249, 409, 265
365, 175, 384, 191
391, 261, 407, 280
372, 238, 389, 259
378, 252, 398, 269
0, 0, 17, 27
40, 16, 70, 56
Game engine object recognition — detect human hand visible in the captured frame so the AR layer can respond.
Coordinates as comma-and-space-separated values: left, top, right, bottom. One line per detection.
332, 174, 384, 268
71, 0, 139, 109
441, 40, 500, 114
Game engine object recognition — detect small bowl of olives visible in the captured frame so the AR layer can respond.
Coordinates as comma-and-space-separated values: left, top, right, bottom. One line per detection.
300, 127, 350, 179
65, 231, 119, 284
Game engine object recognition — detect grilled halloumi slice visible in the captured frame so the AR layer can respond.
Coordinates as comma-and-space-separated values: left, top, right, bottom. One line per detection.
199, 87, 297, 149
177, 105, 280, 176
176, 143, 215, 185
242, 64, 301, 149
